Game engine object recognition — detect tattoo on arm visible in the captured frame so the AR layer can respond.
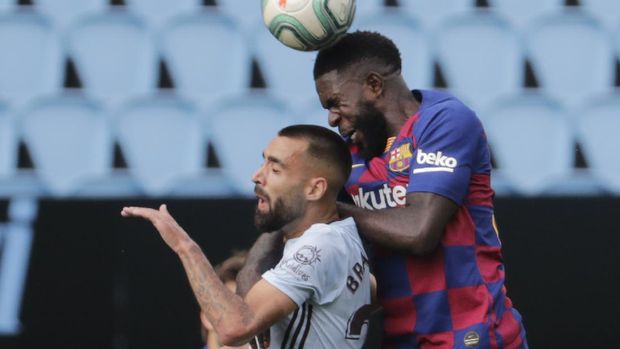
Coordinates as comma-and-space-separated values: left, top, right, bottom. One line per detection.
236, 231, 284, 297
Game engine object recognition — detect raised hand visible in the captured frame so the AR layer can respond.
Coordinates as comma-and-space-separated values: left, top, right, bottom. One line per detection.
121, 204, 192, 253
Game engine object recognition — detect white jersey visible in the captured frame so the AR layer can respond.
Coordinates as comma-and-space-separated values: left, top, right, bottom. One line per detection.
262, 217, 371, 349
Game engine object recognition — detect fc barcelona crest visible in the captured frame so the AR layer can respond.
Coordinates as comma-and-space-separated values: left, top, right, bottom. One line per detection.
389, 143, 413, 172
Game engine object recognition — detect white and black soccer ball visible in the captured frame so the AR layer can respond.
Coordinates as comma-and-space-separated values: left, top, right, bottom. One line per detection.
262, 0, 356, 51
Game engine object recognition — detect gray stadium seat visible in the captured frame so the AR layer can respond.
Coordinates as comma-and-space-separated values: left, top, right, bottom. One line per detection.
353, 9, 434, 89
159, 10, 251, 110
124, 0, 201, 29
252, 21, 317, 108
20, 94, 114, 196
216, 0, 263, 34
484, 92, 575, 195
0, 102, 16, 178
67, 10, 158, 109
435, 10, 523, 111
0, 10, 63, 109
33, 0, 107, 31
208, 92, 293, 196
0, 0, 13, 12
116, 94, 210, 196
526, 10, 615, 110
578, 93, 620, 194
487, 0, 563, 29
399, 0, 474, 30
580, 0, 620, 30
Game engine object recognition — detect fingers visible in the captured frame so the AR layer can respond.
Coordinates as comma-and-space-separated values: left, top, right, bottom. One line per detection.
121, 206, 162, 220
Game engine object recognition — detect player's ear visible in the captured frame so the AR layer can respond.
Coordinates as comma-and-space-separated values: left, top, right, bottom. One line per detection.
364, 71, 384, 98
306, 177, 328, 201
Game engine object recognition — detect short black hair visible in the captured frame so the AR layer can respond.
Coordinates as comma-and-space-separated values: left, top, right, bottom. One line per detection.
278, 124, 351, 195
313, 30, 402, 79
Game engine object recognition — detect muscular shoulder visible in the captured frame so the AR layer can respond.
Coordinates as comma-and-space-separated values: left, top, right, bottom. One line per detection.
413, 90, 483, 139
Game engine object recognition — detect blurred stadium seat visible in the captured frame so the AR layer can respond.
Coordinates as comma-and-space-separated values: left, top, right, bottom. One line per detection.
580, 0, 620, 30
67, 10, 158, 109
355, 0, 385, 18
19, 93, 113, 196
295, 99, 333, 130
215, 0, 263, 35
484, 92, 575, 195
526, 10, 615, 110
208, 91, 293, 195
578, 93, 620, 194
353, 9, 433, 89
124, 0, 201, 29
399, 0, 474, 30
435, 10, 523, 111
0, 102, 16, 178
253, 24, 317, 108
159, 10, 251, 110
0, 10, 63, 109
33, 0, 108, 31
0, 0, 13, 12
116, 94, 213, 196
486, 0, 564, 29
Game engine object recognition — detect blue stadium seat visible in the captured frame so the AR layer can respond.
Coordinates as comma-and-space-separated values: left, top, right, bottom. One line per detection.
399, 0, 474, 30
0, 103, 16, 178
33, 0, 108, 31
159, 10, 251, 110
252, 24, 317, 108
19, 94, 113, 196
0, 0, 14, 12
124, 0, 201, 29
208, 92, 294, 195
353, 10, 433, 89
115, 94, 211, 196
435, 10, 523, 111
487, 0, 564, 29
355, 0, 386, 19
484, 93, 575, 195
67, 10, 158, 109
295, 99, 334, 130
580, 0, 620, 30
527, 10, 615, 110
578, 93, 620, 194
216, 0, 263, 34
0, 11, 63, 109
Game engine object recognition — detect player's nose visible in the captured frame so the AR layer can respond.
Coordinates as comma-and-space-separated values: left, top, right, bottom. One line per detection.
328, 110, 341, 128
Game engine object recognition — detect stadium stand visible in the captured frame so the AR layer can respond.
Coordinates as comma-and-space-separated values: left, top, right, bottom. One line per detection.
0, 102, 16, 178
487, 0, 564, 29
33, 0, 108, 31
580, 0, 620, 30
19, 93, 113, 196
399, 0, 474, 30
159, 10, 251, 110
66, 9, 158, 109
526, 10, 615, 111
483, 92, 577, 195
215, 0, 263, 35
577, 93, 620, 194
434, 10, 523, 111
0, 0, 13, 13
252, 23, 318, 108
124, 0, 202, 30
115, 93, 218, 196
0, 10, 63, 109
353, 9, 434, 90
355, 0, 386, 19
208, 91, 293, 196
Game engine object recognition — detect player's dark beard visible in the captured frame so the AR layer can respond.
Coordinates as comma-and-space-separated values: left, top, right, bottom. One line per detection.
254, 189, 305, 233
354, 102, 389, 160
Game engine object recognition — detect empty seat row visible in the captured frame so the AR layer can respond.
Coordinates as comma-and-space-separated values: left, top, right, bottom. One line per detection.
0, 91, 619, 197
1, 8, 619, 115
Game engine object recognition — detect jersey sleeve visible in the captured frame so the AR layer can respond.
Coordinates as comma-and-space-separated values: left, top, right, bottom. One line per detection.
408, 102, 484, 205
262, 227, 348, 307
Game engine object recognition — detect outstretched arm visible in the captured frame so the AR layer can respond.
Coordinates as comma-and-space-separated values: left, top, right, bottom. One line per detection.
121, 205, 297, 346
338, 192, 457, 256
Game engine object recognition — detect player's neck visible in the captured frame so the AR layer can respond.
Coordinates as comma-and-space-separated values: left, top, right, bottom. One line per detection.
282, 204, 339, 240
383, 85, 420, 137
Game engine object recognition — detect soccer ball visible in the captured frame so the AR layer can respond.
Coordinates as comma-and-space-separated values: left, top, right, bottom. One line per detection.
262, 0, 356, 51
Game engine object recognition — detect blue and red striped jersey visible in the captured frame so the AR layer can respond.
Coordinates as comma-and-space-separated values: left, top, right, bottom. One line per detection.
345, 90, 527, 348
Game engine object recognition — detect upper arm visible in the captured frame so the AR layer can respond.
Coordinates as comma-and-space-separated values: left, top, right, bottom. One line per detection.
244, 279, 298, 333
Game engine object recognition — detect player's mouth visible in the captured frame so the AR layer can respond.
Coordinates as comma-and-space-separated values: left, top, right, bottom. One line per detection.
341, 128, 359, 143
254, 188, 270, 212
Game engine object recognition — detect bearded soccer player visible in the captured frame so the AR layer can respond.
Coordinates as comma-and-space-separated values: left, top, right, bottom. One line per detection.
122, 125, 374, 349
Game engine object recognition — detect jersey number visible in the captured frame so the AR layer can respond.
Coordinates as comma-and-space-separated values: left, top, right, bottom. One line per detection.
345, 304, 376, 340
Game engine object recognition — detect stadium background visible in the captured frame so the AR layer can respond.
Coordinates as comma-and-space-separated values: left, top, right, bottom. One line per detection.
0, 0, 618, 348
